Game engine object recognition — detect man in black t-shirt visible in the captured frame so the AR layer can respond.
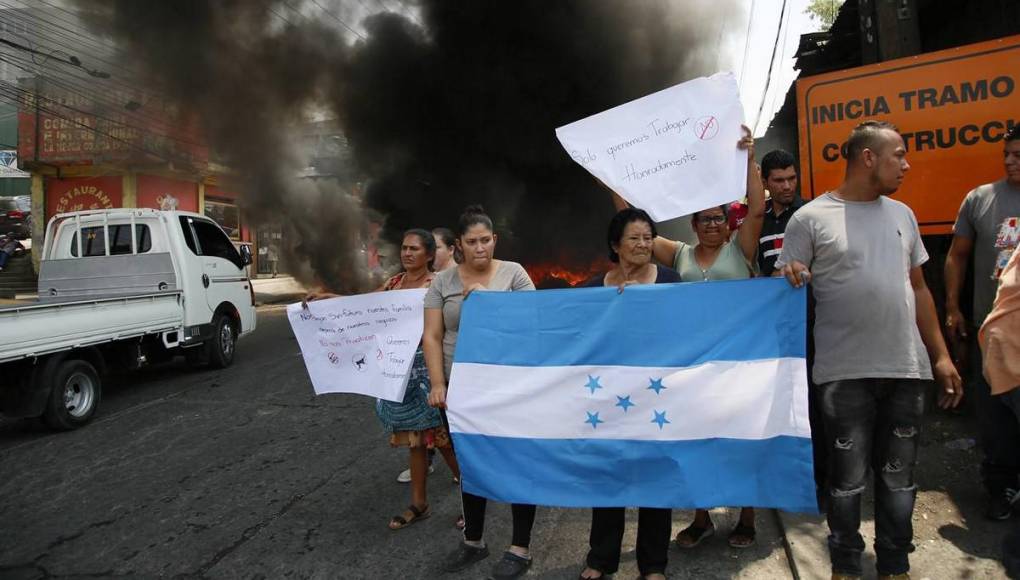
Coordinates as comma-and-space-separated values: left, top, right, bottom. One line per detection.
757, 149, 804, 277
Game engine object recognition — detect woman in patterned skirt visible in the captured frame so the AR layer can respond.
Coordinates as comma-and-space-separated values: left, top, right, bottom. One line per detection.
307, 228, 459, 530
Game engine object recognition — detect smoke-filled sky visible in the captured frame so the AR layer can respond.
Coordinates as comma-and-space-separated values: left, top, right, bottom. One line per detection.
336, 1, 737, 266
71, 0, 808, 289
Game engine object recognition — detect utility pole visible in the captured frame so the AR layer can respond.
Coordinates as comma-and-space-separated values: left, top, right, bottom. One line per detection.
859, 0, 921, 64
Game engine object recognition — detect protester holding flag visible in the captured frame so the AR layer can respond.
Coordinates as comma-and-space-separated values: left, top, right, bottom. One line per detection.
777, 120, 962, 579
305, 229, 460, 531
577, 207, 680, 580
610, 124, 766, 549
424, 205, 538, 579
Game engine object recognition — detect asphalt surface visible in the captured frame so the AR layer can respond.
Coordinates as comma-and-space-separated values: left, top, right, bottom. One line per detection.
0, 305, 1009, 579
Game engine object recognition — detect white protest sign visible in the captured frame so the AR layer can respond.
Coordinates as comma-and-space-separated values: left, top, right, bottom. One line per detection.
556, 72, 747, 222
286, 288, 427, 402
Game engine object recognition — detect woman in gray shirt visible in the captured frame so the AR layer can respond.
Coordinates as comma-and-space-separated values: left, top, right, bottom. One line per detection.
424, 205, 536, 580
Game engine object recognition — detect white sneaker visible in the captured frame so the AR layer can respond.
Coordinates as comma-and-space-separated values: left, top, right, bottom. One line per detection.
397, 465, 434, 483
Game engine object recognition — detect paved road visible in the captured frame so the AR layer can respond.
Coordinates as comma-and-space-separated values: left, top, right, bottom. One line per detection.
0, 306, 796, 579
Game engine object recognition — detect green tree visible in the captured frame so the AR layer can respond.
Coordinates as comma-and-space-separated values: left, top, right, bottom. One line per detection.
804, 0, 845, 31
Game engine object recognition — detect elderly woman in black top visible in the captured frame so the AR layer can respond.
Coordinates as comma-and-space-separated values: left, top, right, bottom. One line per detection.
579, 208, 680, 580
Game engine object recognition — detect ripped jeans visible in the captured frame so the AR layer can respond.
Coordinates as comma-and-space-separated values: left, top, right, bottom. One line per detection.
818, 378, 926, 577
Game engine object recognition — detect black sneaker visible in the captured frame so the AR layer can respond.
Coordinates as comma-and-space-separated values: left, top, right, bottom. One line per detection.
986, 492, 1014, 521
490, 551, 532, 580
442, 542, 490, 573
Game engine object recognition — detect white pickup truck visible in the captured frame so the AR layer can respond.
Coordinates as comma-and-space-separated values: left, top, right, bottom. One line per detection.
0, 208, 257, 429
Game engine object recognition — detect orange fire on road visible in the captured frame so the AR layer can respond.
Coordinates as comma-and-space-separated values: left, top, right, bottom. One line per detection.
526, 261, 609, 288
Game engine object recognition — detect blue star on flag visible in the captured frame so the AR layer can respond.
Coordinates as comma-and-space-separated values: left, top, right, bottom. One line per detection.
615, 395, 635, 413
585, 411, 604, 429
647, 377, 666, 394
651, 410, 670, 430
584, 375, 603, 395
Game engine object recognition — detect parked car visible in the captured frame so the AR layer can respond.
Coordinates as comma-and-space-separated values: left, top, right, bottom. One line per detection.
0, 195, 30, 239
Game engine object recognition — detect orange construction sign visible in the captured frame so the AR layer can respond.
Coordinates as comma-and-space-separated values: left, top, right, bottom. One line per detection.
797, 35, 1020, 235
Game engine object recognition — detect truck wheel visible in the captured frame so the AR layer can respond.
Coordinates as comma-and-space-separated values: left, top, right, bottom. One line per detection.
43, 360, 102, 430
206, 314, 236, 369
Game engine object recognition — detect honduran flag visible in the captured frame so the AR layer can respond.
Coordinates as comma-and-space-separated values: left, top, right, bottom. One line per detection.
446, 277, 816, 513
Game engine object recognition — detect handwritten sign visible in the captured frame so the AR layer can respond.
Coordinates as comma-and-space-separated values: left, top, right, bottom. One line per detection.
556, 72, 747, 222
287, 289, 427, 402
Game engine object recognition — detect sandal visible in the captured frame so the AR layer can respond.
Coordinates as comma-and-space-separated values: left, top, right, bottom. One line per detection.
388, 504, 431, 530
727, 522, 756, 548
674, 522, 715, 548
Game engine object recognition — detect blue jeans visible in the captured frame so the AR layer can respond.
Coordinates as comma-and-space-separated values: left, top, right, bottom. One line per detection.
819, 379, 926, 576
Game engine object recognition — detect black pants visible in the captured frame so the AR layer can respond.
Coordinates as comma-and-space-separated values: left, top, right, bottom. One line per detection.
999, 389, 1020, 579
969, 340, 1020, 497
819, 379, 925, 577
461, 491, 536, 547
586, 507, 671, 576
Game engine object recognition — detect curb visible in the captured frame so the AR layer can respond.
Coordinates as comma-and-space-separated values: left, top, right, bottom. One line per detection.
776, 510, 830, 580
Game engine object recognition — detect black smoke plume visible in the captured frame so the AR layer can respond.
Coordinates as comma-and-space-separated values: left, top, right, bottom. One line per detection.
339, 1, 734, 268
76, 0, 373, 293
76, 0, 737, 288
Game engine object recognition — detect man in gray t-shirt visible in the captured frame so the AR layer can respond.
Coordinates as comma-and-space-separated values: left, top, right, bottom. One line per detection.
777, 120, 960, 579
944, 126, 1020, 520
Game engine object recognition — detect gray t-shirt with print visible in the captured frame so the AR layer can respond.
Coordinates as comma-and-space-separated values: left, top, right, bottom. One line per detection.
423, 260, 534, 379
953, 179, 1020, 325
776, 193, 933, 384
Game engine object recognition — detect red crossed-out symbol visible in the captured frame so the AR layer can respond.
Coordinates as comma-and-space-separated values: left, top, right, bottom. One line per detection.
695, 116, 718, 140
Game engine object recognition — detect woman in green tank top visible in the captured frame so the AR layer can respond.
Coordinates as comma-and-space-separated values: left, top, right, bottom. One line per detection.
606, 125, 767, 549
609, 126, 765, 282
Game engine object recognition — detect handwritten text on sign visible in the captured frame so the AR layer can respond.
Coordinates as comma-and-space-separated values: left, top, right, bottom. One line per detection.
287, 289, 427, 402
556, 73, 747, 222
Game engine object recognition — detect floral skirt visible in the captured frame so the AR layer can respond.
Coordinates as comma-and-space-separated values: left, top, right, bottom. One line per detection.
389, 425, 452, 449
376, 347, 446, 447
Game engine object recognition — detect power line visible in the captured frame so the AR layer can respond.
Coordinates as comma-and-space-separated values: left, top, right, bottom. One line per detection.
0, 45, 181, 133
267, 6, 295, 27
0, 35, 107, 77
762, 0, 794, 132
0, 57, 207, 152
0, 1, 149, 91
5, 0, 119, 50
752, 0, 788, 135
307, 0, 366, 40
0, 0, 131, 74
738, 0, 756, 92
0, 79, 184, 165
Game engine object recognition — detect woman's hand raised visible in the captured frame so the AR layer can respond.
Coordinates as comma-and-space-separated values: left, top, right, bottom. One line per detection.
737, 124, 754, 158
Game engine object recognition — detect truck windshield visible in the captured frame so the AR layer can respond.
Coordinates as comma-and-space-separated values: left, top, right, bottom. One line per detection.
71, 224, 152, 256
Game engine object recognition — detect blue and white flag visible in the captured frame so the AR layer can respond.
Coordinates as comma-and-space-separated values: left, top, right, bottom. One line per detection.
447, 277, 816, 513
